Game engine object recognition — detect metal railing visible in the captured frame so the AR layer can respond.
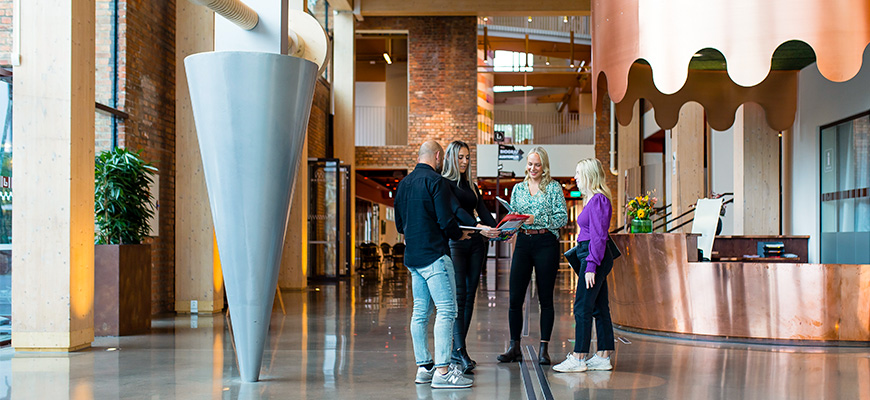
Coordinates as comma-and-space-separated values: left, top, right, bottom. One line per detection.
480, 16, 591, 39
355, 106, 408, 146
492, 110, 594, 145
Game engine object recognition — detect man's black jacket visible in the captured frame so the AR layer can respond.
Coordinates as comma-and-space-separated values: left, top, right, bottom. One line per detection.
394, 163, 475, 268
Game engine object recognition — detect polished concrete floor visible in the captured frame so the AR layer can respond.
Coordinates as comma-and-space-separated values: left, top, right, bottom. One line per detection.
1, 261, 869, 399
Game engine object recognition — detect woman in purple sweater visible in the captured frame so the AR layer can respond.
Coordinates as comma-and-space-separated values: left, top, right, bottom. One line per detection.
554, 158, 616, 373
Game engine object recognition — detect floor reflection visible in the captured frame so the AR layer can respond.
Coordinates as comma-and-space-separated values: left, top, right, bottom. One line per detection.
0, 263, 868, 399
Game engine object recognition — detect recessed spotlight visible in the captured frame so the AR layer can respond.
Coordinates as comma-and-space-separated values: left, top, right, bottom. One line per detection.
369, 60, 376, 64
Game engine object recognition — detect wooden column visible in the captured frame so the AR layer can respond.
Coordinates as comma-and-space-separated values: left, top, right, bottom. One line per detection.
670, 102, 705, 233
278, 136, 308, 290
12, 0, 95, 351
617, 101, 641, 227
334, 11, 356, 273
175, 1, 223, 313
733, 103, 781, 235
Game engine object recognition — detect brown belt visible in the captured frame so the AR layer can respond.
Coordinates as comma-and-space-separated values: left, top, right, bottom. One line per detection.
523, 228, 550, 235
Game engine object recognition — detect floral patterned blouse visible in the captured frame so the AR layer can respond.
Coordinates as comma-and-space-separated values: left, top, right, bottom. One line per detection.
510, 180, 568, 237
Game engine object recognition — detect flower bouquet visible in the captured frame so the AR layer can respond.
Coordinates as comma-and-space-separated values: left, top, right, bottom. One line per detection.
626, 193, 657, 233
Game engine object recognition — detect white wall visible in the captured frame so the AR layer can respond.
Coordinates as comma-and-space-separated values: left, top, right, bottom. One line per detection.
792, 45, 870, 263
355, 82, 386, 107
711, 126, 734, 236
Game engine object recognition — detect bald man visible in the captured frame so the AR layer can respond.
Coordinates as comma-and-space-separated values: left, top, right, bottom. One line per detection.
394, 140, 475, 389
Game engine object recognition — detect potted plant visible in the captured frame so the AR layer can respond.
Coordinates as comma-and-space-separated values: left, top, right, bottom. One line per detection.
626, 193, 657, 233
94, 147, 157, 336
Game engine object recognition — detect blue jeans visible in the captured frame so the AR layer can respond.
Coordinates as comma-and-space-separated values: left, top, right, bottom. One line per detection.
408, 255, 457, 368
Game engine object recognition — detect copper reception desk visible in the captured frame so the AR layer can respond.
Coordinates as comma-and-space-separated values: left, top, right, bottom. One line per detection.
609, 233, 870, 343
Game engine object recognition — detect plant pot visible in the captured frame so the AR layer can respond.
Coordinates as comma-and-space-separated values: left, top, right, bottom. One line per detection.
94, 244, 151, 336
630, 218, 653, 233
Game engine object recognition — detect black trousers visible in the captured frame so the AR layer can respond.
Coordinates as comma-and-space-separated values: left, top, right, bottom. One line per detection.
508, 232, 560, 341
449, 236, 488, 350
573, 240, 615, 353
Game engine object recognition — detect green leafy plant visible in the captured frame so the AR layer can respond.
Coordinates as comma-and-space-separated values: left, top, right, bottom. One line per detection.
95, 148, 157, 244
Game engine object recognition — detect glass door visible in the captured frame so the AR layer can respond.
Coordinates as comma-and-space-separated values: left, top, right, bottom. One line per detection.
308, 159, 351, 279
820, 112, 870, 264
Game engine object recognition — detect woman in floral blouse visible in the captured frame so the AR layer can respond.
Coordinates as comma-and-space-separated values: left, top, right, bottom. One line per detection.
497, 146, 567, 365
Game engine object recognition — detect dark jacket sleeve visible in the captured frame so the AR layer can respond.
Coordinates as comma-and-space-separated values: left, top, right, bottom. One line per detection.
432, 177, 464, 240
474, 185, 498, 227
394, 182, 405, 235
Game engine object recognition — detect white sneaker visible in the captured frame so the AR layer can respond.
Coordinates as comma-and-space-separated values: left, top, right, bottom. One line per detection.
585, 354, 613, 371
415, 365, 435, 384
553, 353, 587, 373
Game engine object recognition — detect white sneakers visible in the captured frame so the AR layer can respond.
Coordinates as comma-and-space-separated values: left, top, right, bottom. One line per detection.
553, 353, 613, 373
585, 354, 613, 371
553, 354, 587, 373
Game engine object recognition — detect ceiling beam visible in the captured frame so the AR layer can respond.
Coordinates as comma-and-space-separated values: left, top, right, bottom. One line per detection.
483, 37, 591, 62
493, 71, 587, 88
330, 0, 353, 11
359, 0, 590, 16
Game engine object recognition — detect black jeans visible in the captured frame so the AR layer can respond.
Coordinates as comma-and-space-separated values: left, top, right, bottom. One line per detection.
449, 236, 488, 350
573, 240, 615, 353
508, 232, 560, 341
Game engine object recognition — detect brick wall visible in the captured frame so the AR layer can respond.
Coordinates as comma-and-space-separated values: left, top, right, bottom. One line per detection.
123, 0, 176, 314
355, 17, 478, 176
309, 78, 330, 159
594, 94, 619, 230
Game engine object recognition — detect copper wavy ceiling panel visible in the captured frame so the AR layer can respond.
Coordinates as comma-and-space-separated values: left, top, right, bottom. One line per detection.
612, 63, 799, 131
592, 0, 870, 122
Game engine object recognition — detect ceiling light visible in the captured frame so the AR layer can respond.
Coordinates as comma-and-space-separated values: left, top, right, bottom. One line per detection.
483, 17, 488, 22
384, 38, 393, 65
527, 16, 532, 23
563, 16, 568, 23
369, 60, 376, 64
545, 57, 550, 66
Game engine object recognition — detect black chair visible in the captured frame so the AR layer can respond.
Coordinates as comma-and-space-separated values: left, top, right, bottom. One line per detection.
380, 242, 392, 262
392, 242, 405, 267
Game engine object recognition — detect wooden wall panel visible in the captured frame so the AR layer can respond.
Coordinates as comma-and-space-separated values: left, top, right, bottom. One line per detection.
734, 103, 781, 235
670, 102, 705, 233
175, 2, 222, 313
618, 101, 641, 227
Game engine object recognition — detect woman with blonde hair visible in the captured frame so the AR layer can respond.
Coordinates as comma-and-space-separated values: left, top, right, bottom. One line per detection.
442, 140, 499, 373
554, 158, 616, 373
497, 146, 567, 365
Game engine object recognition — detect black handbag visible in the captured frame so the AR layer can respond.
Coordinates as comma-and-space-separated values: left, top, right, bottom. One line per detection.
564, 237, 622, 275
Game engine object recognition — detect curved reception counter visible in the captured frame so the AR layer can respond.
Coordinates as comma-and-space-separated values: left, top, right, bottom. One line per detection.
609, 233, 870, 343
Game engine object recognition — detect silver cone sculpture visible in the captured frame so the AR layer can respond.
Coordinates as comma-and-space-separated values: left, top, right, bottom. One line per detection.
185, 51, 318, 382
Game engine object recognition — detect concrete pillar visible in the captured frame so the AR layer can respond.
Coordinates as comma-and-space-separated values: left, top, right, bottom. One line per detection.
175, 0, 223, 314
733, 103, 781, 235
669, 102, 706, 233
12, 0, 96, 351
334, 11, 356, 273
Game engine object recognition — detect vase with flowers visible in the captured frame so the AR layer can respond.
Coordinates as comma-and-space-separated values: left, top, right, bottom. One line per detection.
626, 193, 657, 233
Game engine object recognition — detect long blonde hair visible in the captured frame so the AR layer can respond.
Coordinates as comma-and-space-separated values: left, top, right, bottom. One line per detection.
442, 140, 475, 195
524, 146, 553, 192
576, 158, 611, 203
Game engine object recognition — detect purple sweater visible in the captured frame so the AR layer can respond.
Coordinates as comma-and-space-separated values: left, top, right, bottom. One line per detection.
576, 193, 612, 273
